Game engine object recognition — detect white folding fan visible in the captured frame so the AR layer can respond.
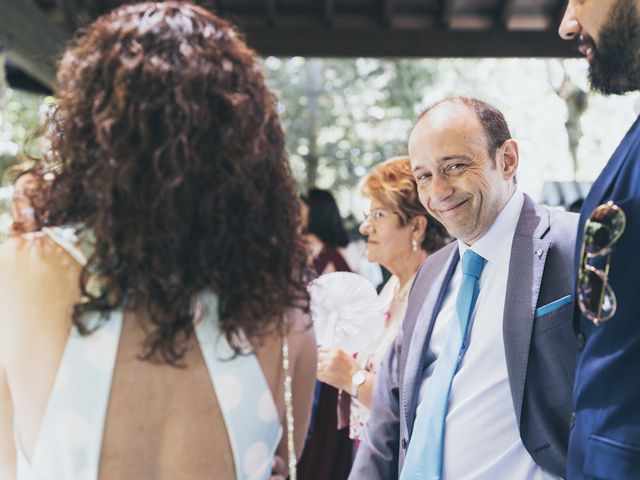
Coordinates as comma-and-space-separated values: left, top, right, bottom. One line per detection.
308, 271, 386, 353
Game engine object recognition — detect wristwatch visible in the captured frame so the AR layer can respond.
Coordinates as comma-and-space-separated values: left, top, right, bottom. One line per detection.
350, 370, 367, 398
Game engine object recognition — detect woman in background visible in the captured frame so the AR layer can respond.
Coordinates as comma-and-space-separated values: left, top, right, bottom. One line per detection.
317, 156, 451, 444
0, 3, 316, 479
301, 188, 351, 275
298, 188, 353, 479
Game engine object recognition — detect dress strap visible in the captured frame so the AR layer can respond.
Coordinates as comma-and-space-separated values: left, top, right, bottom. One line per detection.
42, 226, 91, 266
15, 225, 123, 480
195, 291, 282, 480
16, 312, 123, 480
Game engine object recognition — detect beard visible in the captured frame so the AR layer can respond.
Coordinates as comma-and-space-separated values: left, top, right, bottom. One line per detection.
583, 0, 640, 95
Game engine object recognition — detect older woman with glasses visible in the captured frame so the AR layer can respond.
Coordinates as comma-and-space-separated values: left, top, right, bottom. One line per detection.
317, 155, 451, 444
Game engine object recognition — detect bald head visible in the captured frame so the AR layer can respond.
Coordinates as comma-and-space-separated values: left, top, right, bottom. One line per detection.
408, 97, 519, 244
418, 97, 512, 159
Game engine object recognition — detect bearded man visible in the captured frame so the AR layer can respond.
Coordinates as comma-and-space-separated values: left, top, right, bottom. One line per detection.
560, 1, 640, 478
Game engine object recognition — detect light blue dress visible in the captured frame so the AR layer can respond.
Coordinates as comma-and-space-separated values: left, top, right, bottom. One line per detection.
15, 226, 282, 480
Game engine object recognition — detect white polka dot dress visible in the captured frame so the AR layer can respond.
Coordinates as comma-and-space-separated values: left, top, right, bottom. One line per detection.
196, 291, 282, 480
15, 227, 282, 480
15, 310, 123, 480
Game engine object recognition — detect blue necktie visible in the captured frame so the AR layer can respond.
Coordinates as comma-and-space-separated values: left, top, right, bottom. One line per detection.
400, 249, 486, 480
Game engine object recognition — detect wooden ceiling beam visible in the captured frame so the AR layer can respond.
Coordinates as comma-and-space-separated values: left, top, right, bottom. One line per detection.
5, 60, 53, 95
0, 0, 67, 89
438, 0, 455, 28
56, 0, 80, 32
265, 0, 277, 25
382, 0, 394, 26
324, 0, 334, 26
497, 0, 517, 29
244, 27, 580, 58
80, 0, 101, 18
554, 1, 569, 30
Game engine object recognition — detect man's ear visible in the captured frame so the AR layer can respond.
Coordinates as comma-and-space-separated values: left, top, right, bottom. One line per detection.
499, 139, 519, 181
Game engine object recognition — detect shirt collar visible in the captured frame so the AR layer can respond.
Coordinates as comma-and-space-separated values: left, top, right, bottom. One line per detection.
457, 187, 524, 265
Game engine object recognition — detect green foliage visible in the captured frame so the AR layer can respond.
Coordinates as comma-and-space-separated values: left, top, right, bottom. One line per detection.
2, 57, 640, 237
265, 57, 640, 217
0, 85, 47, 241
264, 57, 439, 213
0, 88, 46, 181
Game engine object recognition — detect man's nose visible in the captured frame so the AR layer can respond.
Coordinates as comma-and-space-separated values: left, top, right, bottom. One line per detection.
559, 2, 580, 40
431, 174, 454, 201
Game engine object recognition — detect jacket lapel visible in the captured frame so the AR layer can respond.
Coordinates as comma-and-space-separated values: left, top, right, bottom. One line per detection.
502, 194, 550, 427
403, 244, 458, 438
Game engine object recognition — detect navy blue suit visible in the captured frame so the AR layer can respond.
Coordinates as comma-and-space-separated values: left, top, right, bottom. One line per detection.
569, 115, 640, 479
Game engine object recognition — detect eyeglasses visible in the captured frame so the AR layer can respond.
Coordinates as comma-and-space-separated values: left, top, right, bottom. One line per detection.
363, 209, 395, 223
577, 201, 626, 325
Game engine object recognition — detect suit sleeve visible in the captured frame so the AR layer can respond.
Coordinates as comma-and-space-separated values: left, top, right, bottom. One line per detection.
349, 330, 402, 480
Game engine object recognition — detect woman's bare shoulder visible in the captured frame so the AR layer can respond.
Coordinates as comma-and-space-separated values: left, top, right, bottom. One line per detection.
0, 233, 82, 287
0, 233, 82, 337
0, 234, 48, 290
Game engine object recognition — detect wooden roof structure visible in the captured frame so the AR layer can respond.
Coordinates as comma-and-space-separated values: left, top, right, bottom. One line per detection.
1, 0, 575, 92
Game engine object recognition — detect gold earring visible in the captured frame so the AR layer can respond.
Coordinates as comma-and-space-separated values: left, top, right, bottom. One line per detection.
412, 238, 418, 252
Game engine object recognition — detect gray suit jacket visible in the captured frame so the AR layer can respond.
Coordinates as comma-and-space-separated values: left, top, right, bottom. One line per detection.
350, 194, 579, 479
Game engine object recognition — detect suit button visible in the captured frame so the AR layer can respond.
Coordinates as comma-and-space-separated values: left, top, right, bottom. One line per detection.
402, 438, 408, 450
570, 412, 576, 429
577, 333, 586, 351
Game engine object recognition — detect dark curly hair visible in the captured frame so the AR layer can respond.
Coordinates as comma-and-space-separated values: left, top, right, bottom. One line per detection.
38, 2, 310, 364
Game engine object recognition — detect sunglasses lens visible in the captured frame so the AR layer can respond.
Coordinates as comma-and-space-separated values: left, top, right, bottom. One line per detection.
584, 203, 627, 256
578, 266, 616, 323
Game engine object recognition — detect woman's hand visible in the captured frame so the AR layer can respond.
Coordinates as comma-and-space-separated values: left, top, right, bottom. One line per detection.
316, 346, 360, 392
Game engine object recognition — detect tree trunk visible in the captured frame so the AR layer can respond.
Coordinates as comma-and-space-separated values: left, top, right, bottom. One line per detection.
305, 58, 322, 190
564, 87, 588, 179
0, 49, 7, 122
547, 60, 589, 181
0, 50, 8, 183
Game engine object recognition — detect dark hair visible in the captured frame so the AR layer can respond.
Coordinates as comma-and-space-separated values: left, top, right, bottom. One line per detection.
303, 188, 349, 248
419, 97, 512, 157
38, 2, 309, 364
361, 156, 451, 253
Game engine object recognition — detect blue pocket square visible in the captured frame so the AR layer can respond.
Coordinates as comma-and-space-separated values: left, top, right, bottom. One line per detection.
535, 295, 573, 318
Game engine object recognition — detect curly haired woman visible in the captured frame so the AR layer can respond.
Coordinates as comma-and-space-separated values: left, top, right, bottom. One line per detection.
0, 3, 316, 479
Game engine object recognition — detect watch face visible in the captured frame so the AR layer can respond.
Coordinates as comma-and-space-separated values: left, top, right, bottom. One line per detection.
353, 370, 367, 385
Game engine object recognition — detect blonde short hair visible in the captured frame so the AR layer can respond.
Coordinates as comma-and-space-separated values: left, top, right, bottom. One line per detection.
361, 156, 423, 225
